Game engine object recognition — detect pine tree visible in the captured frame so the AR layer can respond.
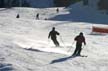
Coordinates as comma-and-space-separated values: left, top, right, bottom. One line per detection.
0, 0, 4, 8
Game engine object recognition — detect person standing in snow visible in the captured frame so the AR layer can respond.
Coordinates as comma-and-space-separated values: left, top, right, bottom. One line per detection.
36, 13, 39, 20
16, 14, 20, 18
48, 27, 60, 47
56, 8, 59, 13
72, 32, 86, 56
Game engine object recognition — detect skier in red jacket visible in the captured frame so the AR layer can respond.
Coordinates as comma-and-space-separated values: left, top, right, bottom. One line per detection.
72, 32, 86, 56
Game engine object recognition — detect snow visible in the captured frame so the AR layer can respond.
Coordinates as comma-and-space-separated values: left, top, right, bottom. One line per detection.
0, 2, 108, 71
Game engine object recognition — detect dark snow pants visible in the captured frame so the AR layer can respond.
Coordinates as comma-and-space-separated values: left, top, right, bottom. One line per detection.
51, 38, 59, 47
73, 44, 82, 56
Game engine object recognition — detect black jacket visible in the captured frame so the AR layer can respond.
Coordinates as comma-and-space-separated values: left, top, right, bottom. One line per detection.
48, 30, 59, 39
74, 35, 86, 45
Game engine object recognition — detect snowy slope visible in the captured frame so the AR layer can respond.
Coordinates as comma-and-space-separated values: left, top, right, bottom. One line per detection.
51, 2, 108, 24
0, 7, 66, 20
0, 2, 108, 71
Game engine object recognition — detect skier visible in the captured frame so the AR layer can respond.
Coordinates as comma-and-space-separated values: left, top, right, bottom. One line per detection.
72, 32, 86, 56
36, 13, 39, 20
44, 18, 48, 20
48, 27, 60, 47
16, 14, 20, 18
56, 8, 59, 13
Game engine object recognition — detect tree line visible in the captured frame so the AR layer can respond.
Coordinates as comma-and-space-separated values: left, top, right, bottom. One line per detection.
0, 0, 81, 8
54, 0, 81, 7
0, 0, 30, 8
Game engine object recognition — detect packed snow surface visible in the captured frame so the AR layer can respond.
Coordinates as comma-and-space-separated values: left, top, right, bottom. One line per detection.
0, 2, 108, 71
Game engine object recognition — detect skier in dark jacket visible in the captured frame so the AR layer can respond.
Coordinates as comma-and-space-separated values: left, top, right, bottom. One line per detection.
56, 8, 59, 13
72, 32, 86, 56
48, 27, 60, 47
36, 13, 39, 20
16, 14, 20, 18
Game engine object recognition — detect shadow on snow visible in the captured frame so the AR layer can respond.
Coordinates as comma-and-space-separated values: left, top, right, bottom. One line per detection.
50, 56, 75, 64
50, 55, 87, 64
0, 63, 13, 71
24, 48, 43, 52
49, 5, 108, 25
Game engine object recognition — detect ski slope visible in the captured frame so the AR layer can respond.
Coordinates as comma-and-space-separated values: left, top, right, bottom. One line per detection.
0, 2, 108, 71
51, 2, 108, 24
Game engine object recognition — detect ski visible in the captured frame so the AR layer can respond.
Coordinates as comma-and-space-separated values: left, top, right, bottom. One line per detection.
72, 55, 88, 57
79, 55, 88, 57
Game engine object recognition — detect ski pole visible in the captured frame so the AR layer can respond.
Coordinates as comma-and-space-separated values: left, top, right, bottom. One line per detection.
59, 35, 65, 47
82, 44, 86, 49
48, 38, 50, 44
67, 41, 75, 52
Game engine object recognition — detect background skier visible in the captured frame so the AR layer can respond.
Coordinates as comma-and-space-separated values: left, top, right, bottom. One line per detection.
36, 13, 39, 19
48, 27, 60, 47
16, 14, 20, 18
56, 8, 59, 13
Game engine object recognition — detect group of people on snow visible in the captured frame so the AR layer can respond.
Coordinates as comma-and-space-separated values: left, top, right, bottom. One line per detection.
48, 27, 86, 56
16, 8, 86, 56
16, 8, 59, 20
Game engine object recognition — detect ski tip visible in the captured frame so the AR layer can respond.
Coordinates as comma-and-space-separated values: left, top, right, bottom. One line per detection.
71, 55, 88, 57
